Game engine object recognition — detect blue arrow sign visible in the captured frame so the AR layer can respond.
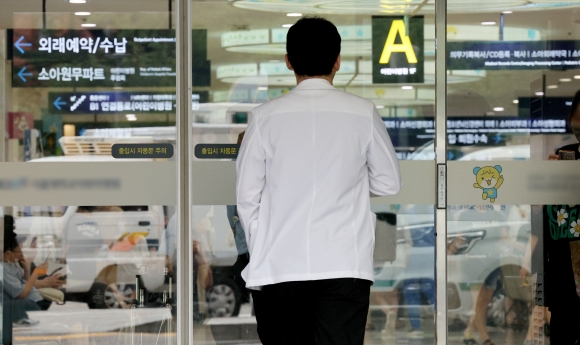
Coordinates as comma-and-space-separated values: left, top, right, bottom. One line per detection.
17, 67, 33, 82
53, 97, 66, 110
14, 36, 32, 54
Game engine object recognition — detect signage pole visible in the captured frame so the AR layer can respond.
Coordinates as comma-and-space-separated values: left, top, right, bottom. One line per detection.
435, 0, 448, 345
169, 0, 173, 30
500, 13, 505, 41
176, 0, 193, 344
42, 0, 46, 30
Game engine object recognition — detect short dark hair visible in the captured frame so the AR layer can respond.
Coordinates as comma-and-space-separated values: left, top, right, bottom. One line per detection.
286, 17, 341, 77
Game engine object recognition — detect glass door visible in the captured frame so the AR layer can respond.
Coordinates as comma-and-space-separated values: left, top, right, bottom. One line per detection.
189, 1, 441, 344
445, 1, 580, 345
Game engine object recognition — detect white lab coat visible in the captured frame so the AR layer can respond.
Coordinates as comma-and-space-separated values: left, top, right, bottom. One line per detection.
236, 78, 401, 290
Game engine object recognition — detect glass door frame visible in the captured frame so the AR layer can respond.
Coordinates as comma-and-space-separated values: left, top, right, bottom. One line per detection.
435, 0, 448, 345
176, 0, 194, 344
175, 0, 451, 343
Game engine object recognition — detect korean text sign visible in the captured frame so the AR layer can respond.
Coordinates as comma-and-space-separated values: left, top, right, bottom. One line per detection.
11, 29, 177, 87
48, 91, 209, 114
372, 16, 424, 84
448, 40, 580, 70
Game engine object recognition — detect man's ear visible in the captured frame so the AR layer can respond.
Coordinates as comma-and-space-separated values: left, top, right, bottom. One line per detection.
333, 55, 341, 73
285, 54, 294, 71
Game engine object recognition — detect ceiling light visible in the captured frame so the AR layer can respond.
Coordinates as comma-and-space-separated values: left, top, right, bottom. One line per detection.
481, 22, 496, 26
126, 114, 137, 121
74, 12, 91, 16
81, 23, 96, 27
401, 86, 413, 90
513, 99, 519, 104
257, 86, 268, 91
575, 75, 580, 80
69, 0, 87, 3
376, 105, 385, 109
547, 85, 558, 89
493, 107, 504, 112
502, 11, 513, 14
269, 60, 281, 63
535, 91, 544, 96
282, 24, 293, 28
560, 78, 572, 82
287, 13, 302, 17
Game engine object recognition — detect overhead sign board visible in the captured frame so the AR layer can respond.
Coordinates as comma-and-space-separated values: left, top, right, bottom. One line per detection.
372, 16, 424, 84
448, 40, 580, 70
48, 91, 209, 114
11, 29, 210, 87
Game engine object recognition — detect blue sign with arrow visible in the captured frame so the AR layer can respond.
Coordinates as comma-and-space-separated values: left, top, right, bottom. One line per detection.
14, 36, 32, 54
17, 67, 33, 82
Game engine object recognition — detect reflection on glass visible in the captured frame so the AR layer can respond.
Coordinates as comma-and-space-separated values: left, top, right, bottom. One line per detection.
3, 204, 176, 344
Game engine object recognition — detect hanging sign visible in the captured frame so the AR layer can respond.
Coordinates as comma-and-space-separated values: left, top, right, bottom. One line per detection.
372, 16, 424, 84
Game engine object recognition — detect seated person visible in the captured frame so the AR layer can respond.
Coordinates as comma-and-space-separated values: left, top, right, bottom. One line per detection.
2, 239, 61, 312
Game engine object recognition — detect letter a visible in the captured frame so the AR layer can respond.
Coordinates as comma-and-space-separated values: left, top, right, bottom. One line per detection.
379, 20, 418, 64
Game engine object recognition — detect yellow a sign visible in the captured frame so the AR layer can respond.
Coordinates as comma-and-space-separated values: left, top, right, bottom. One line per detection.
379, 20, 418, 64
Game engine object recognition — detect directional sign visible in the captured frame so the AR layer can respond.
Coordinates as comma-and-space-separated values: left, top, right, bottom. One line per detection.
12, 29, 210, 88
448, 40, 580, 70
48, 91, 209, 114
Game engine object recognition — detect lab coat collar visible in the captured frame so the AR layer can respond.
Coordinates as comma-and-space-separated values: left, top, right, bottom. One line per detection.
293, 78, 335, 91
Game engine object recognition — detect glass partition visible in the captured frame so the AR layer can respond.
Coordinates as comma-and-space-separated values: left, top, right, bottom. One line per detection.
2, 6, 178, 345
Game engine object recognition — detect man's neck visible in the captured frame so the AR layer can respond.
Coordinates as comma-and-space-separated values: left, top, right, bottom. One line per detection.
295, 75, 334, 85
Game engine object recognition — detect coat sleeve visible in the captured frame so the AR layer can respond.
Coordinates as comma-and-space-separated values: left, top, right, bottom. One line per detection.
236, 113, 266, 252
367, 106, 402, 197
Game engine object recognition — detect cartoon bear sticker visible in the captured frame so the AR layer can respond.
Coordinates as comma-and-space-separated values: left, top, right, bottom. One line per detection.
473, 165, 504, 203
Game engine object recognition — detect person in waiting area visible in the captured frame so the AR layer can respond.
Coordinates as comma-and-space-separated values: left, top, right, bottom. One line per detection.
2, 239, 49, 324
236, 16, 401, 345
542, 89, 580, 345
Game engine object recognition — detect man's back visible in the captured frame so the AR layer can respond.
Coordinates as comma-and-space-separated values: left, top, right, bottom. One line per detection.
236, 78, 401, 289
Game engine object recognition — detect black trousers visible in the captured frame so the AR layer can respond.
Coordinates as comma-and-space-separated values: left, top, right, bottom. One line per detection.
251, 278, 371, 345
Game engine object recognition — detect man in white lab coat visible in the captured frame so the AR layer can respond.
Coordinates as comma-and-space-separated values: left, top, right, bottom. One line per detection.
236, 17, 402, 345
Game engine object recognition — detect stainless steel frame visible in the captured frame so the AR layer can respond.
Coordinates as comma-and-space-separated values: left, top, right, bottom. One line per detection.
176, 0, 194, 343
435, 0, 448, 343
